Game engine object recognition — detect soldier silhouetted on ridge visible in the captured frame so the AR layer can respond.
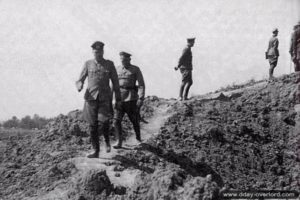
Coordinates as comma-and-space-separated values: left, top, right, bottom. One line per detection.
175, 38, 195, 101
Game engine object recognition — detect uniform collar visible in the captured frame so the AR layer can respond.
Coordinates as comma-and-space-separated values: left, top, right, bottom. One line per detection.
122, 64, 131, 69
94, 58, 105, 65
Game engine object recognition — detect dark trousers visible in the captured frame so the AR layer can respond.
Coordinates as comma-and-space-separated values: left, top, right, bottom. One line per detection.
268, 59, 278, 79
89, 121, 110, 153
113, 101, 141, 145
83, 96, 112, 152
179, 81, 193, 99
294, 59, 300, 72
179, 69, 193, 99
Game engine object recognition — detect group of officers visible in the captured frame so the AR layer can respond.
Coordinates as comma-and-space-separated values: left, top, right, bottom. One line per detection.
77, 21, 300, 158
266, 21, 300, 80
76, 38, 195, 158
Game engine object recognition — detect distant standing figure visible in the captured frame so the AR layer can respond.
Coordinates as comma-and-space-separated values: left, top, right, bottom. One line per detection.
266, 28, 279, 80
76, 41, 122, 158
290, 21, 300, 72
175, 38, 195, 100
113, 52, 145, 149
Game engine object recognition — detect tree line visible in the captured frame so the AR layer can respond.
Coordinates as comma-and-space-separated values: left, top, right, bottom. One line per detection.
1, 114, 52, 130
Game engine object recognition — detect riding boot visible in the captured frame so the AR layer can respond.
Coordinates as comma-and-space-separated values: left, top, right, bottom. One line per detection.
113, 120, 123, 149
100, 121, 111, 153
87, 125, 99, 158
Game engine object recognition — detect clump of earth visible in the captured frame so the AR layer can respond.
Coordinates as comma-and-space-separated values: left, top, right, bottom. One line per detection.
0, 73, 299, 200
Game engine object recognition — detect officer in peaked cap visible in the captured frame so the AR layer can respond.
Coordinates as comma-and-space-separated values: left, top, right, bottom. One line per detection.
272, 28, 278, 33
91, 41, 104, 50
187, 38, 195, 43
76, 41, 122, 158
266, 28, 279, 81
119, 51, 131, 57
113, 51, 145, 149
174, 37, 196, 101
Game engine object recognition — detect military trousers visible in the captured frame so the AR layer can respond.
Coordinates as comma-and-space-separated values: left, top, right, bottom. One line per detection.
83, 98, 113, 125
83, 96, 113, 152
89, 122, 110, 152
180, 68, 193, 83
294, 59, 300, 72
113, 100, 141, 143
268, 57, 278, 78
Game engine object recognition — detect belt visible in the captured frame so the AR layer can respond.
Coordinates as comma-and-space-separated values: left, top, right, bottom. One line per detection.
120, 85, 138, 90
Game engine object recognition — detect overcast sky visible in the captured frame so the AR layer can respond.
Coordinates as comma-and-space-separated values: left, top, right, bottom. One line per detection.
0, 0, 299, 120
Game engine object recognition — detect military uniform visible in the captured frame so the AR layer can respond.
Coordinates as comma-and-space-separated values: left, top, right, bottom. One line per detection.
175, 38, 195, 100
113, 52, 145, 148
78, 59, 120, 124
290, 23, 300, 72
76, 41, 121, 157
178, 47, 193, 83
266, 29, 279, 79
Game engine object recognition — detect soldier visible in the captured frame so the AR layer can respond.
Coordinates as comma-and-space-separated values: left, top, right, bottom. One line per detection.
113, 52, 145, 149
266, 28, 279, 80
290, 21, 300, 72
175, 38, 195, 101
76, 41, 122, 158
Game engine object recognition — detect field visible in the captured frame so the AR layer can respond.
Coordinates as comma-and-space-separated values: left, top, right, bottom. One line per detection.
0, 128, 38, 140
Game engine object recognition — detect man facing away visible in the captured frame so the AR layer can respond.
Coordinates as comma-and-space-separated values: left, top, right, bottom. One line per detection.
266, 28, 279, 81
113, 52, 145, 149
76, 41, 122, 158
175, 38, 195, 101
290, 21, 300, 72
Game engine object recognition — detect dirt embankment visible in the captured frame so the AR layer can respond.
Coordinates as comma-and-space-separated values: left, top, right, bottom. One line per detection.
117, 74, 300, 200
151, 74, 299, 190
0, 73, 300, 200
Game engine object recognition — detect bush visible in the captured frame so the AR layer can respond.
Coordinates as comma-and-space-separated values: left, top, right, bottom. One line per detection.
1, 114, 51, 130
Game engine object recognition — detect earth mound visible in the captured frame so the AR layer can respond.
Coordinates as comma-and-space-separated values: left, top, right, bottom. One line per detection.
0, 73, 300, 200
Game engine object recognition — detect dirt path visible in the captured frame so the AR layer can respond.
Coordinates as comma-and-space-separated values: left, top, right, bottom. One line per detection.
72, 103, 172, 187
72, 103, 172, 193
31, 102, 173, 200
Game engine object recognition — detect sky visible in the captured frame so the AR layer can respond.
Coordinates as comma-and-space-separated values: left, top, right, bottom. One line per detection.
0, 0, 299, 120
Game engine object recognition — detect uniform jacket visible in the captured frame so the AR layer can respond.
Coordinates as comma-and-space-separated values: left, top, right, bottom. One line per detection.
266, 36, 279, 57
116, 64, 145, 102
178, 47, 193, 70
290, 28, 300, 60
77, 59, 121, 102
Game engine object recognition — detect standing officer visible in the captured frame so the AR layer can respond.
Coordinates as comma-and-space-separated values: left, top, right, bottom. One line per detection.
113, 52, 145, 149
266, 28, 279, 80
290, 21, 300, 72
175, 38, 195, 101
76, 41, 122, 158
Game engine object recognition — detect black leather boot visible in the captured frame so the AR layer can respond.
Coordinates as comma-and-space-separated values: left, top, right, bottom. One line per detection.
87, 151, 99, 158
113, 120, 123, 149
100, 121, 111, 153
88, 125, 100, 158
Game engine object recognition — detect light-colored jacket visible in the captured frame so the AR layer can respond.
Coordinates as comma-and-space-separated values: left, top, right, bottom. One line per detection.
116, 64, 145, 102
267, 36, 279, 57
